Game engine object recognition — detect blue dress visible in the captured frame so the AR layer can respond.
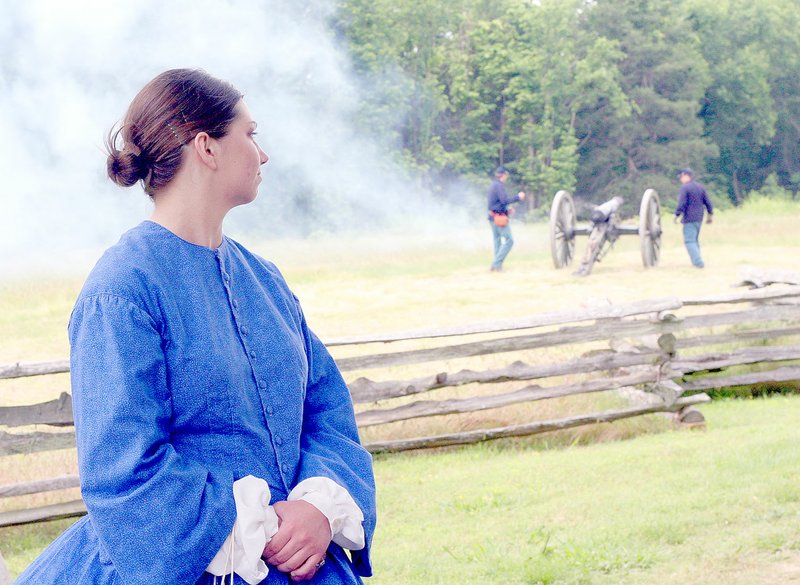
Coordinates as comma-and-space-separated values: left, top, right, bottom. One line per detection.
16, 221, 376, 584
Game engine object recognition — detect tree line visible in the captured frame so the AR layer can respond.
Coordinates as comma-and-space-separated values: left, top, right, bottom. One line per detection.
332, 0, 800, 212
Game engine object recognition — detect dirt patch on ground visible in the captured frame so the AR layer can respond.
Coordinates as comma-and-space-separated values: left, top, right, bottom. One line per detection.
693, 551, 800, 585
736, 552, 800, 585
625, 550, 800, 585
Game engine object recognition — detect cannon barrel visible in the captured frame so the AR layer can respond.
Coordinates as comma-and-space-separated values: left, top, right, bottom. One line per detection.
590, 196, 624, 224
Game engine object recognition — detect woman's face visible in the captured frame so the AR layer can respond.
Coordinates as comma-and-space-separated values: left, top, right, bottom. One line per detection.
215, 100, 269, 206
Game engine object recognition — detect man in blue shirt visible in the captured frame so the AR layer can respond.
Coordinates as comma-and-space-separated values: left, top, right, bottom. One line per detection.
487, 166, 526, 271
674, 168, 713, 268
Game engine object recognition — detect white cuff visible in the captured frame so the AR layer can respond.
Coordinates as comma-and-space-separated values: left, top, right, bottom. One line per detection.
288, 477, 365, 551
206, 476, 280, 585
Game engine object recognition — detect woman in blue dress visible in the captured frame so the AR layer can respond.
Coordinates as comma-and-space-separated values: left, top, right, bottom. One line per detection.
16, 69, 376, 585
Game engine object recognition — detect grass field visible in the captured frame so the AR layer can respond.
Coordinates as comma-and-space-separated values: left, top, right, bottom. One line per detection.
1, 197, 799, 581
367, 396, 800, 585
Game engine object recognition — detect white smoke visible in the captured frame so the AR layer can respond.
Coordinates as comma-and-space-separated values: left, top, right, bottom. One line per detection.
0, 0, 476, 279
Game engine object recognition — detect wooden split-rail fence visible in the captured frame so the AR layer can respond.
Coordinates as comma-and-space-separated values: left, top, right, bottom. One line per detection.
1, 284, 799, 536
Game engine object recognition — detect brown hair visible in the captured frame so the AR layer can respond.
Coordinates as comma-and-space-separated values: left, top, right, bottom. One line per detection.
106, 69, 242, 195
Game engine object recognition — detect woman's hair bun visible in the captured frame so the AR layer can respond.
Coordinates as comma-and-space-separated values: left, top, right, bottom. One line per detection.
105, 69, 242, 195
106, 143, 148, 188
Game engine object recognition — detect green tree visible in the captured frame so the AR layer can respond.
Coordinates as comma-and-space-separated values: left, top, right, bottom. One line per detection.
574, 0, 717, 210
431, 0, 630, 209
757, 0, 800, 198
689, 0, 800, 201
502, 0, 630, 208
334, 0, 800, 212
689, 0, 778, 202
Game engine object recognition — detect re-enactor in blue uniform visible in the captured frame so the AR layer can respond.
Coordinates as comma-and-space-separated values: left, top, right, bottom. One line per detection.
16, 70, 376, 584
486, 166, 525, 272
674, 167, 713, 268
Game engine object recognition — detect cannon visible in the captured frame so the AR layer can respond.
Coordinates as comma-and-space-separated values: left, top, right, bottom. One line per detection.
549, 189, 662, 276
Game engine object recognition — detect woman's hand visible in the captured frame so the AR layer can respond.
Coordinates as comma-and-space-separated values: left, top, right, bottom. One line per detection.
262, 500, 332, 581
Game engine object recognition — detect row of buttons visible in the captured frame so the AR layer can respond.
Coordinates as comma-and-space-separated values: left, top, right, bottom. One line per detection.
216, 252, 292, 480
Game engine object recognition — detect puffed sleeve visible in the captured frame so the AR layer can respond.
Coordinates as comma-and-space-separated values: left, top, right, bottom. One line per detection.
292, 298, 377, 577
69, 294, 236, 584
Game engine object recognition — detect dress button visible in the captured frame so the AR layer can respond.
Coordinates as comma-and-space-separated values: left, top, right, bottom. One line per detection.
249, 350, 256, 359
282, 464, 290, 473
232, 299, 239, 309
240, 325, 248, 336
223, 273, 231, 283
275, 436, 283, 445
267, 406, 274, 415
258, 380, 267, 389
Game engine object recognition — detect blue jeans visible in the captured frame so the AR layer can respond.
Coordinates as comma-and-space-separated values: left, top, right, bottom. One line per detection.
490, 220, 514, 269
683, 221, 704, 268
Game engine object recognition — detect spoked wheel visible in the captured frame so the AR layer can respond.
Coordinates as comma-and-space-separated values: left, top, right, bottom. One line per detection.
549, 190, 577, 268
639, 189, 662, 267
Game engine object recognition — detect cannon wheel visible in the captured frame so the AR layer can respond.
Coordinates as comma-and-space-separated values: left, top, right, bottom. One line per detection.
639, 189, 662, 267
550, 190, 577, 268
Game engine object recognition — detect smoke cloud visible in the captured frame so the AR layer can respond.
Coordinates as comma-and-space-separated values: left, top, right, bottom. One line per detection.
1, 0, 476, 279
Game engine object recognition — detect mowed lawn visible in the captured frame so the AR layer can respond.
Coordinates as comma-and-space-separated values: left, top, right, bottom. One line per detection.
368, 396, 800, 585
1, 197, 799, 582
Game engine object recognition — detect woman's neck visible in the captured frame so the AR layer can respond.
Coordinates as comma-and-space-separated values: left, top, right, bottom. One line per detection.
149, 183, 227, 249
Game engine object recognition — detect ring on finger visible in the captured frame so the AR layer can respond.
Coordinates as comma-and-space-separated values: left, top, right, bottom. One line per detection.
315, 558, 326, 569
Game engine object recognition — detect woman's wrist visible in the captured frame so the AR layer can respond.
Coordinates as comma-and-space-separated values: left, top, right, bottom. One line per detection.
288, 477, 366, 550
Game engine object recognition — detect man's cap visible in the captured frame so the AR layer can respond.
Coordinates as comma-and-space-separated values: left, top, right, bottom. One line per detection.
677, 168, 694, 178
495, 166, 509, 175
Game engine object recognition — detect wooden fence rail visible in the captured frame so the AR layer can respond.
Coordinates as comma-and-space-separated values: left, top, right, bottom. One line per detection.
1, 284, 799, 530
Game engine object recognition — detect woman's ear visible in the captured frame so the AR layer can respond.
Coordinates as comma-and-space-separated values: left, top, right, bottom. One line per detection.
192, 132, 218, 170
